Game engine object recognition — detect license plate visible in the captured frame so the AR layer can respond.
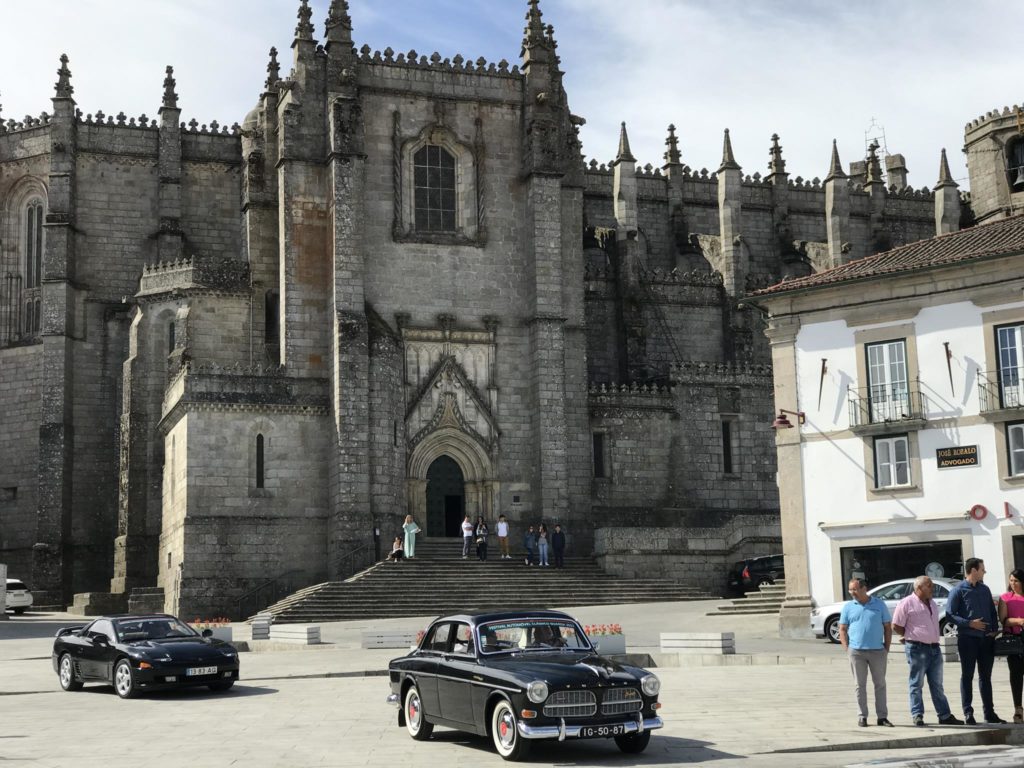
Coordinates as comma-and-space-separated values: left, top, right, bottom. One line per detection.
186, 666, 218, 676
579, 724, 627, 738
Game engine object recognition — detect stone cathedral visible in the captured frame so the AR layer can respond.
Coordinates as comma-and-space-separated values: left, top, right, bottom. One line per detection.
1, 0, 1020, 616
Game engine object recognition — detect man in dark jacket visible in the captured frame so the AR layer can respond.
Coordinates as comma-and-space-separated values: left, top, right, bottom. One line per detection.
947, 558, 1004, 724
551, 524, 567, 568
523, 525, 537, 566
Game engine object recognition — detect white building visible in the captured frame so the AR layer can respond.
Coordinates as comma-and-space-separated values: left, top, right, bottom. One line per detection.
750, 213, 1024, 637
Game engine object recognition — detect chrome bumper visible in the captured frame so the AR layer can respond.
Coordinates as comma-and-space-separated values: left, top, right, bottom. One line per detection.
386, 693, 400, 707
517, 715, 663, 741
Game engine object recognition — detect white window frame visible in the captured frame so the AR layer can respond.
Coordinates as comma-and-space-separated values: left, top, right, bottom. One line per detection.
1009, 423, 1024, 477
866, 339, 908, 422
998, 324, 1024, 409
875, 435, 911, 488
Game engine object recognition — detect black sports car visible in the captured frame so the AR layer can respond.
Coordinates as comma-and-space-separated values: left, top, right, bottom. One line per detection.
52, 614, 240, 698
386, 610, 663, 761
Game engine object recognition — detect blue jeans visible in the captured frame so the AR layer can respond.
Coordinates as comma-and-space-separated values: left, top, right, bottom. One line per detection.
905, 642, 952, 719
957, 634, 996, 718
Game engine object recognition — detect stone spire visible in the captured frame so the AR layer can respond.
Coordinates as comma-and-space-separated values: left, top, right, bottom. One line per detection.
325, 0, 352, 45
265, 47, 280, 90
615, 122, 636, 164
663, 124, 681, 166
521, 0, 554, 63
161, 66, 178, 110
718, 128, 740, 172
824, 139, 846, 181
935, 147, 958, 188
54, 54, 73, 99
294, 0, 314, 40
768, 133, 786, 176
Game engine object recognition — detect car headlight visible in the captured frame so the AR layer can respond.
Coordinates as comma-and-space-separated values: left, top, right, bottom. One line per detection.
526, 680, 549, 703
641, 674, 660, 697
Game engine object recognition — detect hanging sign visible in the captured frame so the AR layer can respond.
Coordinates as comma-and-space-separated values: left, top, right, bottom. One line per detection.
936, 445, 978, 468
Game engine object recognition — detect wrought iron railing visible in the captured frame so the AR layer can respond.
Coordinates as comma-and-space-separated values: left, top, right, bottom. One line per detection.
333, 541, 377, 583
978, 369, 1024, 412
235, 568, 303, 621
848, 382, 923, 427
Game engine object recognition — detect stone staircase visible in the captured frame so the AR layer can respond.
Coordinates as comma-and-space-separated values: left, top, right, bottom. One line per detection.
254, 537, 710, 623
707, 580, 786, 616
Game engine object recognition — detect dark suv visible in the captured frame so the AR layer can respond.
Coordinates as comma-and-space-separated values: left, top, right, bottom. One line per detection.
727, 554, 785, 595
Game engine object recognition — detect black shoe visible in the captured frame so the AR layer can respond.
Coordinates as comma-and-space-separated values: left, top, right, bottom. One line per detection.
939, 714, 964, 725
965, 714, 977, 725
858, 717, 868, 727
985, 714, 1007, 724
877, 718, 894, 727
913, 715, 924, 727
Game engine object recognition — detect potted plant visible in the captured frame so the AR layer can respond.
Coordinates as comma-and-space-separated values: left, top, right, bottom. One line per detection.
190, 617, 233, 642
584, 623, 625, 654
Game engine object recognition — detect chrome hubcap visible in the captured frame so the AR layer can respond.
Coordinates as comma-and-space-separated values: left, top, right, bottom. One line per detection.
59, 657, 72, 686
407, 693, 420, 730
497, 709, 516, 749
115, 664, 131, 695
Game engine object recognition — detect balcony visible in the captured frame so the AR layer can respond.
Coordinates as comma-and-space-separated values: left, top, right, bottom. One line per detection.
848, 382, 926, 434
977, 369, 1024, 421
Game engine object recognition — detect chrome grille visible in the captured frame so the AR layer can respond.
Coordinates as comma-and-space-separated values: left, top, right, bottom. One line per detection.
543, 689, 597, 718
601, 687, 642, 715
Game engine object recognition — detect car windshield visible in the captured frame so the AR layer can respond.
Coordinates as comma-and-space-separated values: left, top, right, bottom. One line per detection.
115, 617, 197, 642
477, 618, 592, 655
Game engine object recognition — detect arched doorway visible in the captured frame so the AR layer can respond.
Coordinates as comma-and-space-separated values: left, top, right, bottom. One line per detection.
426, 455, 465, 537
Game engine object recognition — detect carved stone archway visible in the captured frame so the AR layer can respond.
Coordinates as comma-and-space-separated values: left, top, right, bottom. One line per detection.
407, 426, 496, 534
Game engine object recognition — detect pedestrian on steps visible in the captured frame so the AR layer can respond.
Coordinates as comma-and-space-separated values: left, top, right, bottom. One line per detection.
461, 515, 474, 559
386, 537, 404, 563
537, 523, 550, 567
523, 525, 537, 566
496, 514, 510, 559
551, 524, 566, 568
475, 516, 489, 561
403, 514, 420, 559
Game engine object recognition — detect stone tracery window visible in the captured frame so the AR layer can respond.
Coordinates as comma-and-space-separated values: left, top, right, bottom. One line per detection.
21, 198, 45, 336
414, 145, 456, 232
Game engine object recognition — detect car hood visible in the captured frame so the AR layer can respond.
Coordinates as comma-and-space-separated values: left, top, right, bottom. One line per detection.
127, 638, 236, 660
483, 652, 644, 684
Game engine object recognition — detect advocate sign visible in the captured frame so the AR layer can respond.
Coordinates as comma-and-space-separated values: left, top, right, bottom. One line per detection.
936, 444, 978, 468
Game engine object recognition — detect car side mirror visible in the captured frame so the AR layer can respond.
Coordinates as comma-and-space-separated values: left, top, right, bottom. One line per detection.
202, 629, 213, 638
592, 639, 601, 651
94, 635, 109, 646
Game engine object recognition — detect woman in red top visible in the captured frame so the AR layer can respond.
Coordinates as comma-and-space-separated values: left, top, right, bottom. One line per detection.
998, 569, 1024, 723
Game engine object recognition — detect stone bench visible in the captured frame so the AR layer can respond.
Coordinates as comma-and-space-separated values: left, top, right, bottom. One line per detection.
269, 624, 321, 645
660, 632, 735, 655
250, 613, 273, 641
361, 630, 418, 649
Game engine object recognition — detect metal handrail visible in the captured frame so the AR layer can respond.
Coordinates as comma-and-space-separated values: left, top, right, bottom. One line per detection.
848, 382, 923, 427
333, 541, 376, 582
977, 369, 1024, 412
235, 568, 303, 621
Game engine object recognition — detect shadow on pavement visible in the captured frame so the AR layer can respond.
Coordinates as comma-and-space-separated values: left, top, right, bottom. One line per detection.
422, 730, 742, 764
67, 684, 279, 700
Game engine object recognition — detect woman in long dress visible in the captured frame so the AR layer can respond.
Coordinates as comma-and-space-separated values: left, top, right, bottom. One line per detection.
403, 514, 420, 558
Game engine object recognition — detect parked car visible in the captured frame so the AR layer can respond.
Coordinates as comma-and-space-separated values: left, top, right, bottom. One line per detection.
811, 577, 961, 643
4, 578, 33, 614
728, 554, 785, 594
52, 614, 240, 698
387, 610, 663, 761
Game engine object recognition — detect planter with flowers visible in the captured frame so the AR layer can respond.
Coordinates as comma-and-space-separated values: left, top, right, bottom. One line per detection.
190, 618, 233, 643
584, 623, 625, 655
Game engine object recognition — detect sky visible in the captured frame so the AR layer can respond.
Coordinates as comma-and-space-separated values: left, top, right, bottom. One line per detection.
1, 0, 1019, 190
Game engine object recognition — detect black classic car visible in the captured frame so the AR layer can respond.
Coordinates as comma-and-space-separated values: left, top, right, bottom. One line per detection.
386, 610, 663, 761
52, 614, 240, 698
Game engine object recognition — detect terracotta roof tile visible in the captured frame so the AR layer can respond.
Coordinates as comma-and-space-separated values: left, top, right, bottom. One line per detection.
749, 213, 1024, 298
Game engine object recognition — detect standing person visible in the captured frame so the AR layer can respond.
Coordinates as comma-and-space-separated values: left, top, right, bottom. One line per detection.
891, 576, 963, 726
496, 514, 510, 559
947, 558, 1004, 724
475, 516, 489, 561
523, 525, 537, 566
537, 524, 550, 567
461, 515, 474, 559
551, 524, 566, 569
402, 514, 420, 559
839, 578, 893, 727
998, 568, 1024, 723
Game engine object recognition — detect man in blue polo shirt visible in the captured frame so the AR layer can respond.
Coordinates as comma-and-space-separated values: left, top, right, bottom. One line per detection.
946, 557, 1004, 724
839, 578, 893, 727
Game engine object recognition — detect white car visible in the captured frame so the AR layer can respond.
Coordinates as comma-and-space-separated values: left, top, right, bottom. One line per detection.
4, 578, 33, 614
811, 577, 960, 643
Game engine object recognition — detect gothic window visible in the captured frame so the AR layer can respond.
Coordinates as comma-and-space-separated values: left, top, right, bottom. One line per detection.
168, 321, 176, 355
414, 145, 456, 232
24, 199, 44, 289
264, 291, 280, 345
592, 432, 607, 479
255, 434, 265, 489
